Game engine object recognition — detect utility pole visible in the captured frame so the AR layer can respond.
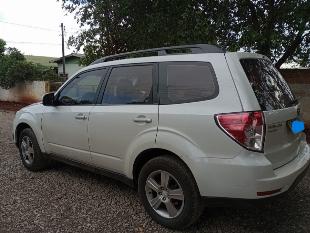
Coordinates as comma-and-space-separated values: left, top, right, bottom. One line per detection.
60, 23, 66, 78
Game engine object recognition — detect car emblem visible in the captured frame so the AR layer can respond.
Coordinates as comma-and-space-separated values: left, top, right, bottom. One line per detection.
297, 108, 301, 116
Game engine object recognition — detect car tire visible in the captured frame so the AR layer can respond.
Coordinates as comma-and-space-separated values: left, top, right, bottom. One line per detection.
138, 155, 204, 229
18, 128, 50, 171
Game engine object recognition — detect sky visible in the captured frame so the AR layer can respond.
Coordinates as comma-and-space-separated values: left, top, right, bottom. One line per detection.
0, 0, 80, 58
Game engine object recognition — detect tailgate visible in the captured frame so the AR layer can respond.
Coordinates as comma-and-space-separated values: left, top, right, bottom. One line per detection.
239, 58, 304, 169
264, 105, 303, 169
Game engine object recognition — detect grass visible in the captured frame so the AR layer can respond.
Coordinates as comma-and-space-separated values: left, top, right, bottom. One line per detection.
25, 55, 57, 67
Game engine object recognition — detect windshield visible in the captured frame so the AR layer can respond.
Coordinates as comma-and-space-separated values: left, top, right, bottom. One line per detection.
240, 58, 296, 111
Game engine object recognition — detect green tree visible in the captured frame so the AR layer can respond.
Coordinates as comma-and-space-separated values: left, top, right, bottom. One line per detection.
0, 39, 6, 56
6, 47, 26, 61
225, 0, 310, 68
60, 0, 310, 67
1, 61, 36, 89
0, 38, 59, 89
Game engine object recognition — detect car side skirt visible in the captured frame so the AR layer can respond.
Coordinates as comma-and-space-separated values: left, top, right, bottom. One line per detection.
47, 153, 135, 188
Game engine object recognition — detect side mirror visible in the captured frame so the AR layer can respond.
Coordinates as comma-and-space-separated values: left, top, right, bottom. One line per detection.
43, 92, 55, 106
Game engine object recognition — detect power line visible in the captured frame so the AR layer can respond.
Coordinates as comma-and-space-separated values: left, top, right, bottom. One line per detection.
0, 20, 59, 32
0, 20, 80, 32
6, 41, 61, 46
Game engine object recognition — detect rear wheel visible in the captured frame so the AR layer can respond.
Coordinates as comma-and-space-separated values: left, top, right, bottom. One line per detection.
138, 155, 203, 229
19, 128, 50, 171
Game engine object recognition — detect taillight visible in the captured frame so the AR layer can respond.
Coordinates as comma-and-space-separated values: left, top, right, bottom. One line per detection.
215, 111, 265, 152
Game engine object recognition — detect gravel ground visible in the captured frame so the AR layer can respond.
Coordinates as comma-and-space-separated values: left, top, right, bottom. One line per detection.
1, 110, 310, 233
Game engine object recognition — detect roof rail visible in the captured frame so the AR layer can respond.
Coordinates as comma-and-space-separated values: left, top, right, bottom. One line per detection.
90, 44, 224, 65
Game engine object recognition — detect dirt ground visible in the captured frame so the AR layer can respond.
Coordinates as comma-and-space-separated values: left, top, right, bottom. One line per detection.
0, 101, 29, 112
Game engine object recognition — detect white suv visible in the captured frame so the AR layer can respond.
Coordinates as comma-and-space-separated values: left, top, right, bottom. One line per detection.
13, 44, 310, 229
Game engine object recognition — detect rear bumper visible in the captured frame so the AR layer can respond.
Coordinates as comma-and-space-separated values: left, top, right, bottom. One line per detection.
256, 144, 310, 197
194, 142, 310, 199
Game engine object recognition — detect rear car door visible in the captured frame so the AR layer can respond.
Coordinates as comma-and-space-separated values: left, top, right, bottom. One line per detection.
157, 58, 243, 159
42, 69, 106, 164
88, 64, 158, 173
240, 58, 304, 169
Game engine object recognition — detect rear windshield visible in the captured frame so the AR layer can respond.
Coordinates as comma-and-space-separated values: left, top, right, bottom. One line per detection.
240, 58, 296, 111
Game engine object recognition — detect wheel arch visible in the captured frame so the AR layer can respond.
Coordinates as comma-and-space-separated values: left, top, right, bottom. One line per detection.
15, 122, 32, 146
132, 148, 198, 190
14, 113, 45, 153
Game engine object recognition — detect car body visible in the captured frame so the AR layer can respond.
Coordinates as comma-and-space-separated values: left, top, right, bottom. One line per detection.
13, 44, 310, 229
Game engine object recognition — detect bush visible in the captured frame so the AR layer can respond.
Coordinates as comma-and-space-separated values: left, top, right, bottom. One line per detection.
31, 63, 60, 82
0, 62, 61, 89
0, 56, 16, 89
0, 39, 60, 89
6, 61, 38, 88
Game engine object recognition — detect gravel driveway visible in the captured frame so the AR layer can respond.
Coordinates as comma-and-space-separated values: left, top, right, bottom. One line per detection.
1, 110, 310, 233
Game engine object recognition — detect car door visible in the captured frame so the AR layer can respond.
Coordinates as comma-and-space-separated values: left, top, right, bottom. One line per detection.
88, 64, 158, 173
42, 68, 106, 164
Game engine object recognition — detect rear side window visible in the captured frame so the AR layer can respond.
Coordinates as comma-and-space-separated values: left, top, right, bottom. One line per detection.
240, 59, 296, 111
102, 65, 153, 105
159, 62, 218, 104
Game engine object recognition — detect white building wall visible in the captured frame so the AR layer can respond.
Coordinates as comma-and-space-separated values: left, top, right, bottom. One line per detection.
58, 63, 83, 78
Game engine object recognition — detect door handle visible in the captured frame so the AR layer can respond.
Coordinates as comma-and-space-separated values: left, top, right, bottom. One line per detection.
133, 116, 152, 123
75, 114, 87, 120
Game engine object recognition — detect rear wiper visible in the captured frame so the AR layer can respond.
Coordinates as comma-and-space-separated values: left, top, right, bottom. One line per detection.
291, 98, 299, 105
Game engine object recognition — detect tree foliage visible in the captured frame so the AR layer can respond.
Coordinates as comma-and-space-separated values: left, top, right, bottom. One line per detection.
0, 39, 6, 56
60, 0, 310, 67
0, 39, 59, 89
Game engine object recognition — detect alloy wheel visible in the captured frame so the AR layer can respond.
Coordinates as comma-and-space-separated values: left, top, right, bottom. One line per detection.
145, 170, 184, 219
20, 136, 35, 165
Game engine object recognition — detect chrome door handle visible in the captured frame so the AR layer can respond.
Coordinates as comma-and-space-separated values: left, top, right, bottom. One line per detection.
133, 116, 152, 123
75, 114, 87, 120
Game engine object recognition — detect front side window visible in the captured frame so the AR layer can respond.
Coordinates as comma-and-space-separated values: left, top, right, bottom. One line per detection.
58, 69, 105, 105
160, 62, 218, 104
102, 65, 153, 105
240, 59, 296, 111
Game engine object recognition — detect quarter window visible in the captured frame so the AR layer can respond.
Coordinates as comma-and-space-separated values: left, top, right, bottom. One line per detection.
102, 65, 153, 105
57, 69, 105, 105
160, 62, 218, 104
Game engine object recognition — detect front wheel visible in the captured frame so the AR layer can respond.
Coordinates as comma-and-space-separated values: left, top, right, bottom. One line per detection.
138, 155, 203, 229
19, 128, 50, 171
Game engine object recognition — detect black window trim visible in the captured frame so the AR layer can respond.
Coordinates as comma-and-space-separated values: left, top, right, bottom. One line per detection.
158, 61, 219, 105
96, 62, 159, 106
54, 67, 108, 106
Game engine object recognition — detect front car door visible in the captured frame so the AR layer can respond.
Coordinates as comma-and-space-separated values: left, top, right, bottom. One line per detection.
88, 64, 158, 173
42, 68, 106, 164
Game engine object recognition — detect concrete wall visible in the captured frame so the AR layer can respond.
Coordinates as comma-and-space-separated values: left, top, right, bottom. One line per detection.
0, 81, 48, 103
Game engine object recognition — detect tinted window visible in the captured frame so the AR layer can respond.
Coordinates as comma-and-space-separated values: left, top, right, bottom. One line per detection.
160, 62, 218, 104
240, 59, 296, 111
102, 65, 153, 105
58, 69, 105, 105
